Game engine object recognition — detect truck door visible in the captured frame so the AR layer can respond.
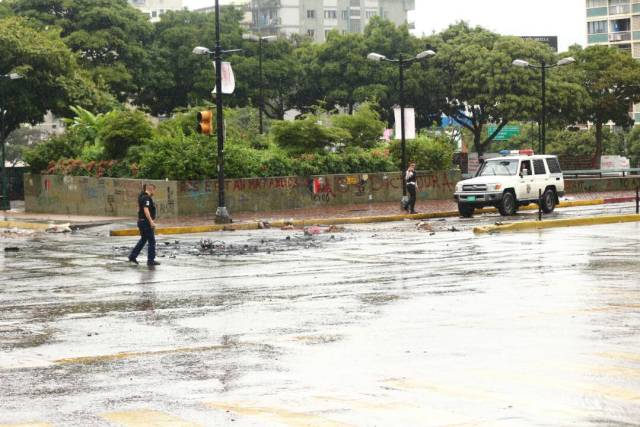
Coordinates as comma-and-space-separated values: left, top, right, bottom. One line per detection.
532, 158, 548, 200
518, 160, 535, 200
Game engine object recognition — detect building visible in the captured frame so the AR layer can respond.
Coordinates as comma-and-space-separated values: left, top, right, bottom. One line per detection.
586, 0, 640, 122
250, 0, 415, 42
192, 0, 253, 26
129, 0, 184, 21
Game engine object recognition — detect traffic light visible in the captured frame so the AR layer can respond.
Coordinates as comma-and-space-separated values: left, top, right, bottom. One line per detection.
197, 110, 213, 135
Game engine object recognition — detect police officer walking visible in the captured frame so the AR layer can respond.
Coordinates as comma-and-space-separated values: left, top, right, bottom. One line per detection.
129, 183, 160, 267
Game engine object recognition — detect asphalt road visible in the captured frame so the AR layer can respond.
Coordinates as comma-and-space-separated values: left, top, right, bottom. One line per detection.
1, 204, 640, 426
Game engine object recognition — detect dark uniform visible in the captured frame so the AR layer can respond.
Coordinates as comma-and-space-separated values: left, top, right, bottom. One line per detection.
406, 170, 417, 214
129, 191, 157, 265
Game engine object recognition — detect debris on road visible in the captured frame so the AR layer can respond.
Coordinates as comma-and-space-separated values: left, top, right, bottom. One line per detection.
46, 223, 72, 233
416, 222, 434, 232
3, 247, 19, 252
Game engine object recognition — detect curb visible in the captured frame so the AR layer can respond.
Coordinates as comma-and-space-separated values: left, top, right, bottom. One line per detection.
0, 220, 52, 231
108, 198, 618, 237
474, 214, 640, 234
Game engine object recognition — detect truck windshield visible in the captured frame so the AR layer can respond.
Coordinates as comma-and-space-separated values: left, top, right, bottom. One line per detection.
477, 159, 518, 176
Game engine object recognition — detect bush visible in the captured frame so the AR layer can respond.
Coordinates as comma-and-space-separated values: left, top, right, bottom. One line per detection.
331, 103, 386, 149
46, 159, 124, 177
271, 115, 350, 155
389, 135, 454, 171
23, 137, 77, 173
100, 110, 153, 160
137, 134, 215, 180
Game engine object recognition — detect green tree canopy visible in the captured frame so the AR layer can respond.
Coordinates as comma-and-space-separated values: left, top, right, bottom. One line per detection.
11, 0, 154, 102
429, 22, 578, 156
570, 45, 640, 167
0, 16, 112, 137
137, 7, 243, 115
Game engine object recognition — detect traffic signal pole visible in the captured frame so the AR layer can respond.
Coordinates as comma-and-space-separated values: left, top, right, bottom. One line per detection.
213, 0, 231, 224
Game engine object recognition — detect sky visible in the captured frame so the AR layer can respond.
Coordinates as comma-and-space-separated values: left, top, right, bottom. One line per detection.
183, 0, 587, 52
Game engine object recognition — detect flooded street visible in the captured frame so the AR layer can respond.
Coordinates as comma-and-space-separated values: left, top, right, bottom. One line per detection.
1, 215, 640, 426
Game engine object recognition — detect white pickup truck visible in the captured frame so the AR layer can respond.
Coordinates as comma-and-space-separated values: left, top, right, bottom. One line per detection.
454, 150, 565, 217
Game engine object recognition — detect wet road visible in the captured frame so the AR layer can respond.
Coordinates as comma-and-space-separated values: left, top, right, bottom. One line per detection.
2, 205, 640, 426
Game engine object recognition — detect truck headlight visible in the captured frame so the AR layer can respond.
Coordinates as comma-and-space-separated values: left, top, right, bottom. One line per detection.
488, 184, 502, 191
455, 183, 462, 192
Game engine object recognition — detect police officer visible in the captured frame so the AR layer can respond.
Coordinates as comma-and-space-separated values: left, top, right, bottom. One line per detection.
129, 183, 160, 266
405, 162, 418, 214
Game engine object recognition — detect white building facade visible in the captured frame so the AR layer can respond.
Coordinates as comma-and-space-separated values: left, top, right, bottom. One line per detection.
586, 0, 640, 123
251, 0, 415, 42
129, 0, 184, 21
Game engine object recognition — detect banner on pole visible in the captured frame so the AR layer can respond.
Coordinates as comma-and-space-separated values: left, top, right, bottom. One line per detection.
212, 62, 236, 94
393, 107, 416, 140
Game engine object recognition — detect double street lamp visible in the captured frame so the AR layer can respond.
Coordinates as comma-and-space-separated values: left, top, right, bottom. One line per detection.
367, 50, 436, 197
242, 33, 277, 134
512, 57, 576, 154
1, 72, 24, 211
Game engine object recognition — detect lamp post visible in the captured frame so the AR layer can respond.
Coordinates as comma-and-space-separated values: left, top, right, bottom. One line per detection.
192, 0, 241, 224
1, 72, 23, 211
242, 33, 277, 134
367, 50, 435, 197
512, 57, 576, 154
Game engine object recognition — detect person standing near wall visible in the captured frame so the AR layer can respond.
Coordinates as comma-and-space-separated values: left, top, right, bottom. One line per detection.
406, 162, 418, 214
129, 183, 160, 267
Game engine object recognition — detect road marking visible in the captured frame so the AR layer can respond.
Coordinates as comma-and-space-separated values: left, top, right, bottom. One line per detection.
205, 402, 353, 427
598, 352, 640, 363
100, 409, 201, 426
383, 378, 493, 401
0, 423, 53, 427
53, 344, 228, 365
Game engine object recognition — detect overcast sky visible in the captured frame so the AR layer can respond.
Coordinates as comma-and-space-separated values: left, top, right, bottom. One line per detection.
183, 0, 587, 51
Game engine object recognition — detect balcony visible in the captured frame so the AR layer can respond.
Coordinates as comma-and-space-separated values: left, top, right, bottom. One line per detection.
610, 4, 631, 14
610, 31, 632, 41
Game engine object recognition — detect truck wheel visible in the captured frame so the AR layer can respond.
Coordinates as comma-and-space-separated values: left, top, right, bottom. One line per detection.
458, 203, 474, 218
498, 191, 517, 216
541, 188, 556, 213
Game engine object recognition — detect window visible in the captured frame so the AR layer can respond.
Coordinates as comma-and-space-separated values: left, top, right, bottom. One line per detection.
307, 29, 315, 37
151, 10, 157, 17
546, 158, 562, 174
533, 159, 546, 175
324, 9, 337, 19
342, 10, 349, 20
611, 18, 631, 32
365, 9, 378, 18
588, 20, 608, 33
520, 160, 532, 176
586, 0, 607, 7
307, 9, 315, 19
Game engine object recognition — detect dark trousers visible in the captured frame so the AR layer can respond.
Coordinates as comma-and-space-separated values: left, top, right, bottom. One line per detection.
129, 219, 155, 263
407, 184, 417, 213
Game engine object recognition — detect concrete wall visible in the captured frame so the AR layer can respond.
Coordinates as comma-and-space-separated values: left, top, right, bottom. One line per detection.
24, 175, 178, 218
25, 172, 639, 218
565, 176, 640, 193
24, 171, 460, 218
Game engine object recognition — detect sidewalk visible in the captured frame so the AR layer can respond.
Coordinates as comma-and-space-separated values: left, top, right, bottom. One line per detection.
2, 190, 638, 229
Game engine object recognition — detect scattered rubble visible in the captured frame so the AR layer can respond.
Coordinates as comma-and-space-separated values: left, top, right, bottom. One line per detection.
46, 223, 72, 233
416, 222, 433, 232
3, 247, 19, 252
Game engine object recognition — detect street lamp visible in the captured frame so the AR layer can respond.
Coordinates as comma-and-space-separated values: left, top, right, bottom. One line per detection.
192, 0, 242, 224
367, 50, 436, 198
242, 33, 277, 134
512, 57, 576, 154
1, 72, 23, 211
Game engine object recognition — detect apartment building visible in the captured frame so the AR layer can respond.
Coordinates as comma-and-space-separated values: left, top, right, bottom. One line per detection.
250, 0, 415, 42
586, 0, 640, 122
129, 0, 184, 21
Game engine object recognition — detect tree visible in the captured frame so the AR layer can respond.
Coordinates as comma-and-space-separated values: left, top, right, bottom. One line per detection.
430, 23, 573, 156
11, 0, 154, 102
0, 16, 111, 138
138, 7, 243, 115
571, 45, 640, 167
